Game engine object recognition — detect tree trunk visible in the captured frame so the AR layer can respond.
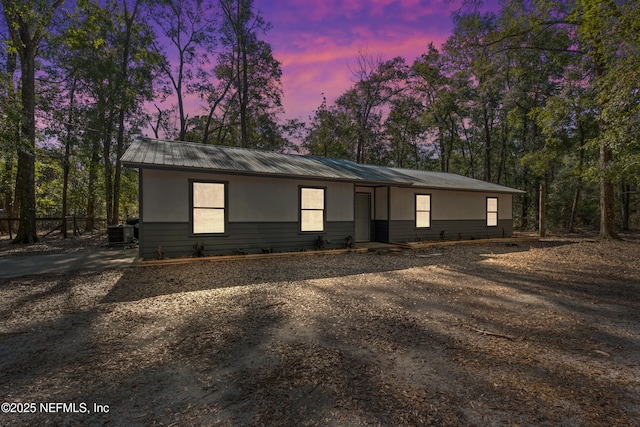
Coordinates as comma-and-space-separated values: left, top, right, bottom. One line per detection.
539, 180, 546, 238
2, 157, 14, 213
239, 14, 249, 148
438, 125, 447, 172
112, 0, 139, 224
521, 189, 529, 230
482, 107, 492, 182
3, 0, 64, 244
61, 80, 76, 238
533, 177, 541, 231
568, 186, 581, 233
446, 114, 456, 173
356, 133, 364, 164
592, 53, 621, 241
599, 142, 620, 240
113, 109, 125, 224
621, 181, 630, 232
61, 153, 70, 238
12, 161, 20, 225
497, 115, 508, 184
2, 52, 17, 218
151, 105, 163, 139
568, 144, 585, 233
85, 136, 100, 232
13, 41, 38, 244
202, 79, 233, 144
177, 54, 186, 141
103, 128, 114, 226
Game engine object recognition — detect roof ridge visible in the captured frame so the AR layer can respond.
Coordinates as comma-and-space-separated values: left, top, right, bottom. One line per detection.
139, 137, 380, 171
139, 136, 314, 160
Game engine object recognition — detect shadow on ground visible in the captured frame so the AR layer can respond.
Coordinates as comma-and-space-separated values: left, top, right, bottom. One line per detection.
101, 240, 568, 303
2, 238, 639, 426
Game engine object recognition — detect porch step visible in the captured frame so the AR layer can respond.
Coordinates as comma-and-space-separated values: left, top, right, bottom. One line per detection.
355, 242, 403, 252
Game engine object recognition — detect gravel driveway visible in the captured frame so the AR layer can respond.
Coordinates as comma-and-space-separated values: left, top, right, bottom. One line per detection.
1, 237, 639, 426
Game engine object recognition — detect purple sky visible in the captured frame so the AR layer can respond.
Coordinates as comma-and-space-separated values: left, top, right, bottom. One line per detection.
254, 0, 469, 122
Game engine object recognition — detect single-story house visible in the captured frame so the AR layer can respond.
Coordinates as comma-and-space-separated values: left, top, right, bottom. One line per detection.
121, 137, 525, 259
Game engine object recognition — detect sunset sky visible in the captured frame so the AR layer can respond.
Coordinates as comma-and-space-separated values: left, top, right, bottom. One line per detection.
252, 0, 482, 122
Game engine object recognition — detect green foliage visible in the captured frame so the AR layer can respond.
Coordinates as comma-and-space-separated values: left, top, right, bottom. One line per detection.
34, 149, 63, 215
303, 96, 354, 159
334, 54, 407, 164
547, 153, 600, 231
384, 95, 428, 169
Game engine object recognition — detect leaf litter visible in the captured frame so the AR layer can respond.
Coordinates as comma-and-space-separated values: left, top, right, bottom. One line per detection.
0, 235, 639, 426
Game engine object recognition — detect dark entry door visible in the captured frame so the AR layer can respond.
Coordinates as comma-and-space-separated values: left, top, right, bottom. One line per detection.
355, 193, 371, 242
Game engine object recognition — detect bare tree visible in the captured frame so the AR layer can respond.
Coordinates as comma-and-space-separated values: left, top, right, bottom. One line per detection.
149, 0, 217, 141
337, 51, 407, 163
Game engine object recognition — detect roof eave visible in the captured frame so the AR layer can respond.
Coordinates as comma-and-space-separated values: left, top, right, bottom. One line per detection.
123, 162, 525, 193
122, 162, 408, 185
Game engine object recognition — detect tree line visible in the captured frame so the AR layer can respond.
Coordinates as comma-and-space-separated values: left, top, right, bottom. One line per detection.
1, 0, 638, 244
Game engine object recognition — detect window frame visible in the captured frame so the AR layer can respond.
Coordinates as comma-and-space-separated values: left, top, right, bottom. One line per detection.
190, 180, 228, 235
415, 193, 431, 229
299, 186, 326, 233
486, 197, 498, 227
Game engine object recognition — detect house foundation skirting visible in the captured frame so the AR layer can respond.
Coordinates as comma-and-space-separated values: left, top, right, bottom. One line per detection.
140, 221, 354, 259
139, 219, 514, 259
374, 219, 514, 243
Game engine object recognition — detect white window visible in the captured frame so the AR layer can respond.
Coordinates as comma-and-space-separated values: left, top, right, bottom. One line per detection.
192, 182, 226, 234
300, 187, 325, 232
416, 194, 431, 228
487, 197, 498, 227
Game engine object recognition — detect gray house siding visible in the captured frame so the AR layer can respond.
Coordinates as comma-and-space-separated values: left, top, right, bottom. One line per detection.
141, 221, 354, 259
383, 186, 515, 243
138, 168, 355, 258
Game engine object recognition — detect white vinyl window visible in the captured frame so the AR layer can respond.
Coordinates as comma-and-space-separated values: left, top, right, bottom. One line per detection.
300, 187, 325, 232
192, 182, 226, 234
487, 197, 498, 227
416, 194, 431, 228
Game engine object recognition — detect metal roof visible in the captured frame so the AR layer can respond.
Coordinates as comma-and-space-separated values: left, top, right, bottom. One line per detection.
121, 138, 525, 194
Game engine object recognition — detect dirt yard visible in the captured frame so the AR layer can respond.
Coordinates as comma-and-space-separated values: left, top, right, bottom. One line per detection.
1, 235, 639, 426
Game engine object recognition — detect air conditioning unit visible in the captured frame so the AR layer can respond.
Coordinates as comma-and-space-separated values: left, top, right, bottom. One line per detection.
107, 224, 134, 245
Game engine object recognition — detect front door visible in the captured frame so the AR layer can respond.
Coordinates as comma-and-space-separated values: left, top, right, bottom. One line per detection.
355, 193, 371, 242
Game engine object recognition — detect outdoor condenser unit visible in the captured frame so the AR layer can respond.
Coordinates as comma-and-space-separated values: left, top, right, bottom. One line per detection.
107, 224, 134, 245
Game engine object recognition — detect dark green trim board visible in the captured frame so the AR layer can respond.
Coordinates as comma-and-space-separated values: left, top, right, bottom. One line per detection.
141, 221, 354, 259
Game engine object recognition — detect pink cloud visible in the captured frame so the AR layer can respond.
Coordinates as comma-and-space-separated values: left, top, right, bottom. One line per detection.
250, 1, 472, 120
280, 63, 352, 117
271, 0, 357, 21
139, 0, 502, 138
272, 18, 451, 118
145, 0, 477, 137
